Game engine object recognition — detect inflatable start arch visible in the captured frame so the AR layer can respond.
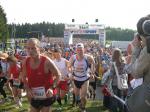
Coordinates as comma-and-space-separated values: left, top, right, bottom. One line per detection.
64, 24, 106, 46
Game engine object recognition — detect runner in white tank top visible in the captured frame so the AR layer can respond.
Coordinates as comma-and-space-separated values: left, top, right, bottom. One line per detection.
69, 43, 95, 112
72, 55, 90, 81
53, 48, 70, 106
54, 58, 69, 81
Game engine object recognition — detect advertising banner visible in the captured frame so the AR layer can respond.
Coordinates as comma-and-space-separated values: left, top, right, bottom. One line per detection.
64, 24, 105, 46
64, 31, 73, 45
99, 31, 105, 47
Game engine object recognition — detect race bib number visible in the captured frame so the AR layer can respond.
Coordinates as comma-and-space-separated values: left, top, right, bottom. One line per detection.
32, 87, 46, 99
60, 75, 68, 81
13, 79, 20, 86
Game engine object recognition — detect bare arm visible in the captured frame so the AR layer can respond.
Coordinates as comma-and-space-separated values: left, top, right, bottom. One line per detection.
45, 58, 61, 84
68, 55, 75, 73
7, 67, 12, 79
21, 58, 34, 101
130, 47, 150, 78
21, 58, 30, 91
68, 55, 75, 80
87, 54, 95, 74
65, 59, 71, 72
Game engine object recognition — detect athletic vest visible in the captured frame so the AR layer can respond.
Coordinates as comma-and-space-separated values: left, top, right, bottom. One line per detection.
72, 55, 90, 81
9, 64, 20, 79
1, 61, 9, 75
26, 56, 53, 91
54, 58, 68, 80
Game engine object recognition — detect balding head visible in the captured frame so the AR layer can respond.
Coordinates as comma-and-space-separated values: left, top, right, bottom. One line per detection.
26, 38, 41, 57
27, 38, 41, 48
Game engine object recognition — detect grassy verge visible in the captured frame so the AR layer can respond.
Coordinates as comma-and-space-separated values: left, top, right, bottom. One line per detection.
0, 97, 109, 112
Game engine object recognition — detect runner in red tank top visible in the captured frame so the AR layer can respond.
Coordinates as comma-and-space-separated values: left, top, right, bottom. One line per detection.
26, 56, 53, 91
7, 55, 23, 108
9, 64, 20, 78
22, 38, 61, 112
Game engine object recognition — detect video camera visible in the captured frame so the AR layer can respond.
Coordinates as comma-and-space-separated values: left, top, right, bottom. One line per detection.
142, 20, 150, 53
142, 20, 150, 36
137, 17, 150, 53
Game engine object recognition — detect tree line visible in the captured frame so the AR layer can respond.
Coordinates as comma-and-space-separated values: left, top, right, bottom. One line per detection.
7, 23, 135, 41
0, 5, 9, 42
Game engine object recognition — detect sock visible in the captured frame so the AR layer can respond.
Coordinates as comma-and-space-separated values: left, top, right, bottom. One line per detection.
72, 93, 75, 105
75, 95, 80, 105
0, 87, 7, 98
64, 94, 68, 104
93, 93, 96, 100
14, 97, 19, 103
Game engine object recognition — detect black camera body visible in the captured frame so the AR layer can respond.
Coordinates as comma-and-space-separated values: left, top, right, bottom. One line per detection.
137, 17, 150, 52
142, 20, 150, 36
142, 20, 150, 53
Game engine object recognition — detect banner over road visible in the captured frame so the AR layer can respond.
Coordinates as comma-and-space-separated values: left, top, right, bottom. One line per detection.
64, 24, 106, 46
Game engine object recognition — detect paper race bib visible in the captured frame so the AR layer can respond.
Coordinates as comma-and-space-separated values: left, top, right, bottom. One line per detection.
60, 75, 68, 81
13, 79, 20, 86
32, 87, 46, 99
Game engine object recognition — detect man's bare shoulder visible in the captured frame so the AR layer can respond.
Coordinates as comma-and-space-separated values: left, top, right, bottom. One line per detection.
69, 54, 75, 62
85, 54, 94, 59
43, 55, 54, 65
21, 56, 29, 66
84, 54, 95, 64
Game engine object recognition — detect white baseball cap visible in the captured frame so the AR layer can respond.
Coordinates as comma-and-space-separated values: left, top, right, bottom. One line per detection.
76, 43, 84, 48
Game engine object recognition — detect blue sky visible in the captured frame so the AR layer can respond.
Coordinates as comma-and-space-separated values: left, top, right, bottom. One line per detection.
0, 0, 150, 30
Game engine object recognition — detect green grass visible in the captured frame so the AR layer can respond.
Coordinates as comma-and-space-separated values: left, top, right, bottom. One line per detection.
0, 97, 109, 112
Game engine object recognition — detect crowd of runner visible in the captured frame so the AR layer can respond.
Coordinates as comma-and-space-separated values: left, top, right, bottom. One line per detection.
0, 36, 139, 112
1, 14, 150, 112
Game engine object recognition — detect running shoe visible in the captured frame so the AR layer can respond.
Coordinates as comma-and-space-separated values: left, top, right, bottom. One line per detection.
21, 92, 27, 97
17, 100, 22, 107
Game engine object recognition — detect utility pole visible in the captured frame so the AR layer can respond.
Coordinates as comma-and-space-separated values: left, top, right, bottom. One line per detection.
11, 22, 16, 50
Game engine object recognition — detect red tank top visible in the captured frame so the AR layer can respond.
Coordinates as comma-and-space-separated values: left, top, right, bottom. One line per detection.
26, 56, 53, 91
9, 64, 20, 79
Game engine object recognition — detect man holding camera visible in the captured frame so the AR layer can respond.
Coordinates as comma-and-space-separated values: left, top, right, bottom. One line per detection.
126, 16, 150, 112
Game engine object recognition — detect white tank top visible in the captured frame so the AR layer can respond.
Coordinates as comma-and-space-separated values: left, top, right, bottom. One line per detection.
0, 61, 9, 76
54, 58, 68, 81
73, 55, 90, 81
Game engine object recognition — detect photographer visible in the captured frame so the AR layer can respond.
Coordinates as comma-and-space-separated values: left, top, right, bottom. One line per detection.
129, 16, 150, 81
126, 16, 150, 112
